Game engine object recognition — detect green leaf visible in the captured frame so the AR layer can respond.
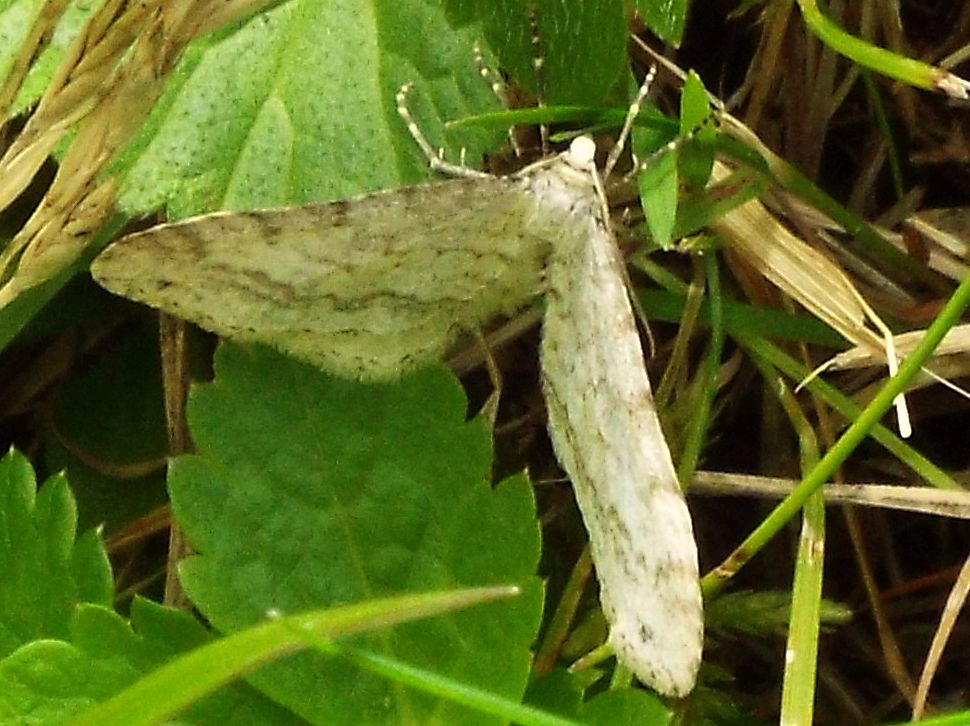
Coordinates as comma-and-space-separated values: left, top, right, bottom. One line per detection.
629, 89, 680, 249
637, 146, 678, 248
632, 69, 717, 247
0, 599, 296, 724
0, 449, 112, 659
633, 0, 691, 47
45, 323, 169, 534
112, 0, 506, 219
0, 1, 505, 356
170, 343, 543, 724
677, 70, 715, 190
578, 688, 671, 725
72, 589, 520, 726
524, 669, 585, 720
0, 0, 107, 118
443, 0, 628, 105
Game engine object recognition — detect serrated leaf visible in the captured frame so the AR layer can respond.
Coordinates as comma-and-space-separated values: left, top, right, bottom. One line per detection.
0, 449, 112, 659
112, 0, 505, 219
0, 599, 297, 724
76, 588, 523, 726
169, 344, 543, 724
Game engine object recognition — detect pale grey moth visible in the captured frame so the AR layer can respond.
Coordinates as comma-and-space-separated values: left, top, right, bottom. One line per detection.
91, 92, 703, 699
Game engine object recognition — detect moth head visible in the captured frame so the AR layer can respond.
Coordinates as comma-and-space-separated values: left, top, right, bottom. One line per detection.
564, 135, 596, 171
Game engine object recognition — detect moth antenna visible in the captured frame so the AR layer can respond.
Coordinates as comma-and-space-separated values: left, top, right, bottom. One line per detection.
528, 5, 549, 155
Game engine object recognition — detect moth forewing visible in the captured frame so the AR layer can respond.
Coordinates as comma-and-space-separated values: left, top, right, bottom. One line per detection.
534, 141, 702, 697
92, 179, 552, 380
92, 131, 704, 697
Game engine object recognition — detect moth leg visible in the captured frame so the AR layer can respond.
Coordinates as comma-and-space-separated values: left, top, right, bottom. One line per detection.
396, 83, 492, 180
475, 330, 504, 430
527, 5, 549, 155
473, 6, 549, 159
474, 42, 522, 158
603, 64, 658, 181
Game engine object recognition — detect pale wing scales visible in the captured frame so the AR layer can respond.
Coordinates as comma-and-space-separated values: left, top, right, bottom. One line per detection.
537, 182, 703, 697
92, 178, 551, 379
93, 136, 705, 694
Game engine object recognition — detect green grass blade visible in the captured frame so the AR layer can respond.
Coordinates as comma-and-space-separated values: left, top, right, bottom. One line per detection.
70, 586, 520, 726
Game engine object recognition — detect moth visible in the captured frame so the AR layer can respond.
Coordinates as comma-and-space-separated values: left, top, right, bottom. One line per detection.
92, 83, 704, 698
